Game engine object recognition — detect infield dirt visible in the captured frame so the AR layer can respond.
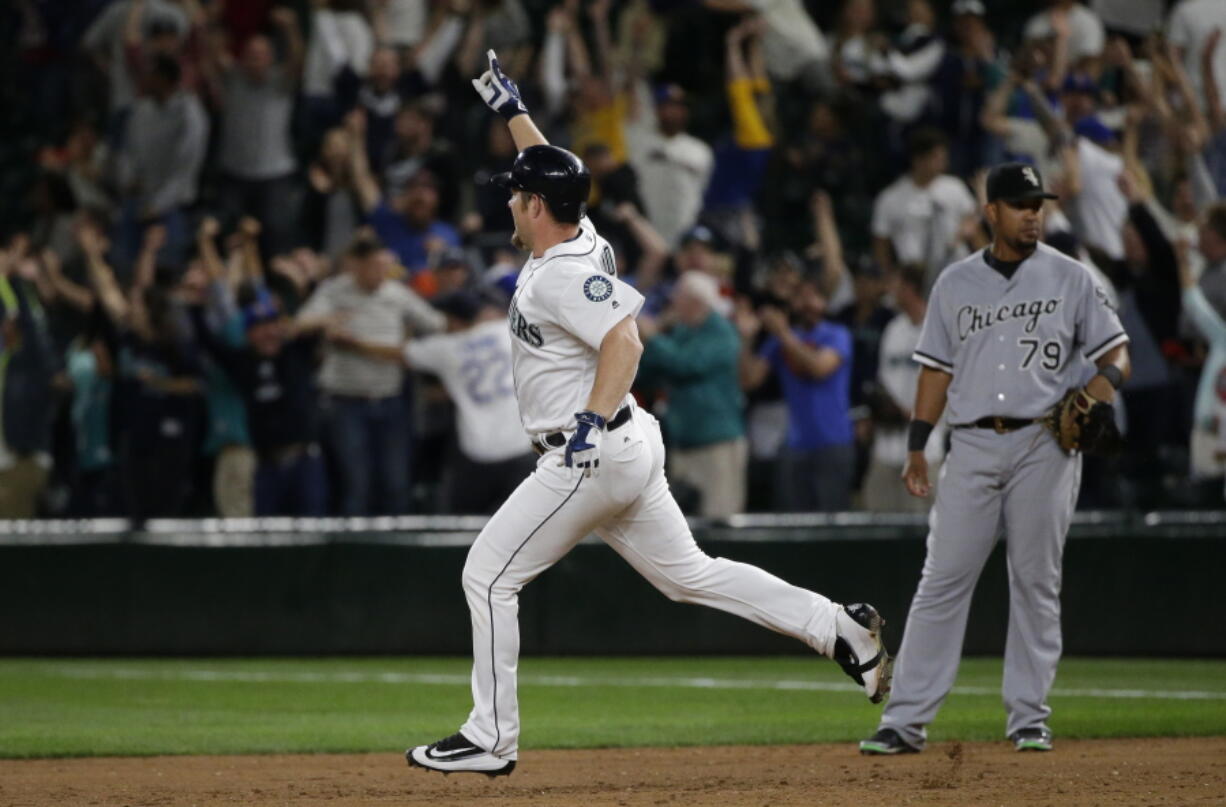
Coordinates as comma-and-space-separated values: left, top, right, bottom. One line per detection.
1, 737, 1223, 806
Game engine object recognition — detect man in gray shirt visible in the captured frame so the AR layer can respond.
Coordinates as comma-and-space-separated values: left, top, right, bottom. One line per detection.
297, 235, 444, 515
83, 0, 188, 143
212, 7, 304, 255
114, 54, 208, 271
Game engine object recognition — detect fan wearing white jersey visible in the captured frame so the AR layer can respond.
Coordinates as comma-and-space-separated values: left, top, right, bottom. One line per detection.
404, 50, 894, 778
333, 289, 535, 513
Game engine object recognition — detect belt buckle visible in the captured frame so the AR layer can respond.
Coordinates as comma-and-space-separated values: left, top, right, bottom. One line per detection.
993, 416, 1007, 434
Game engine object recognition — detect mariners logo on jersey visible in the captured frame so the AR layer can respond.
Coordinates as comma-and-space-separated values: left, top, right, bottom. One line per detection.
583, 275, 613, 302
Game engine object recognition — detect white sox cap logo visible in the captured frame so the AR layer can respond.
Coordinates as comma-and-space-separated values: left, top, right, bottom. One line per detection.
1022, 166, 1039, 187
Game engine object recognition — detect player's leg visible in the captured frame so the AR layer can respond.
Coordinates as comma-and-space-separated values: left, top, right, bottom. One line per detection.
407, 454, 615, 775
1000, 428, 1080, 748
867, 429, 1004, 752
597, 411, 889, 699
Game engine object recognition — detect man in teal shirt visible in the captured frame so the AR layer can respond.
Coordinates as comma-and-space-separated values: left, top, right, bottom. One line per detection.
638, 272, 746, 518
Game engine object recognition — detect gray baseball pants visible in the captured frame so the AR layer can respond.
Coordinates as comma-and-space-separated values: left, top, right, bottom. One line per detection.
878, 423, 1080, 748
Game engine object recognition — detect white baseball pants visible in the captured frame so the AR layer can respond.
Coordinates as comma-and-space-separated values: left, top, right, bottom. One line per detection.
458, 407, 840, 758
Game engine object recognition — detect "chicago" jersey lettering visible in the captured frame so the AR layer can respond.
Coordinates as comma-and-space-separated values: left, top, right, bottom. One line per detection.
957, 298, 1062, 340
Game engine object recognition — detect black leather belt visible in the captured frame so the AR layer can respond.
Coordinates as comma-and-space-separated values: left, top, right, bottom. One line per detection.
533, 405, 633, 455
955, 416, 1035, 434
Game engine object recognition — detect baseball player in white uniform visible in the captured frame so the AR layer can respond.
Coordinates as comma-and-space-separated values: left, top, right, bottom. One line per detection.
859, 163, 1132, 756
405, 51, 893, 778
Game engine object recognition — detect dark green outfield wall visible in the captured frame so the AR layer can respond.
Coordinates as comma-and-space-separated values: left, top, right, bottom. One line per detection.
1, 517, 1223, 656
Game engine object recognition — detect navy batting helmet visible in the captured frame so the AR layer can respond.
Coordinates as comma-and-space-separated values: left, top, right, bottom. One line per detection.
491, 145, 590, 224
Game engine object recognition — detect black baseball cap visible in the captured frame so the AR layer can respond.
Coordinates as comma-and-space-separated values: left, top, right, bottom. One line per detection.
491, 144, 591, 223
986, 162, 1059, 203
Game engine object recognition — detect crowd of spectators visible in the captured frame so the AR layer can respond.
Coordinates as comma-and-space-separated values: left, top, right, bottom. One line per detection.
3, 0, 1226, 520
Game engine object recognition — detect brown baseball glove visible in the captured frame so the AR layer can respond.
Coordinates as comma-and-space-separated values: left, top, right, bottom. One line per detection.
1039, 387, 1123, 456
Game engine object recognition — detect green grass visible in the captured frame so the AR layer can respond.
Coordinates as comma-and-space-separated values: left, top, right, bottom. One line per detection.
1, 656, 1224, 758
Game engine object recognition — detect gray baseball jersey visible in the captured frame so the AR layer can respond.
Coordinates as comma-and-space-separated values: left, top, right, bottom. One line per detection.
877, 241, 1129, 750
913, 242, 1128, 423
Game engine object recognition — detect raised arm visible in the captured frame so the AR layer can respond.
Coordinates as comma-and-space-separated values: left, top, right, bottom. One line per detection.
39, 249, 94, 313
564, 5, 593, 82
75, 220, 129, 326
452, 4, 487, 81
236, 217, 264, 284
132, 223, 165, 294
270, 6, 304, 81
1042, 6, 1072, 95
872, 236, 897, 277
979, 72, 1017, 137
472, 49, 548, 150
612, 202, 668, 288
735, 301, 770, 390
1104, 36, 1154, 110
123, 0, 147, 56
197, 216, 225, 282
588, 0, 616, 86
811, 191, 846, 297
539, 6, 571, 118
1203, 29, 1226, 135
1019, 77, 1071, 147
344, 108, 382, 213
1162, 40, 1209, 151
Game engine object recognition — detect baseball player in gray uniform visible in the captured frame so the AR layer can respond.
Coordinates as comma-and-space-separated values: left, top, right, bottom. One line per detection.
405, 51, 893, 778
859, 163, 1131, 755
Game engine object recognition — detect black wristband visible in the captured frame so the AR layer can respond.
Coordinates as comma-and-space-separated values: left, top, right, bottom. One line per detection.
1096, 365, 1123, 390
499, 102, 529, 122
907, 420, 935, 452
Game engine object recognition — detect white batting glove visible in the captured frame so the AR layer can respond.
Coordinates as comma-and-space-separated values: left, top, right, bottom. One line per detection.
564, 411, 605, 479
471, 49, 528, 121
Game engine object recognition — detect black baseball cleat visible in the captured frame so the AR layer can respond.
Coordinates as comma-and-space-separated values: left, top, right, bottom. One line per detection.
859, 727, 920, 755
1010, 727, 1053, 752
833, 603, 893, 704
406, 731, 517, 777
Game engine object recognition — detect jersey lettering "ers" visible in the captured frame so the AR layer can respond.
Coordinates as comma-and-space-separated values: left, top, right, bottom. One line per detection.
913, 243, 1127, 424
508, 217, 645, 435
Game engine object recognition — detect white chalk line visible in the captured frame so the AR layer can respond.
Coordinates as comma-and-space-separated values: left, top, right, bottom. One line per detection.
22, 665, 1226, 701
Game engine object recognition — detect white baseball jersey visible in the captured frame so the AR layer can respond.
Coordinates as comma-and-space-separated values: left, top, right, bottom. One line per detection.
507, 217, 645, 435
451, 212, 846, 764
403, 319, 529, 463
913, 243, 1129, 425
